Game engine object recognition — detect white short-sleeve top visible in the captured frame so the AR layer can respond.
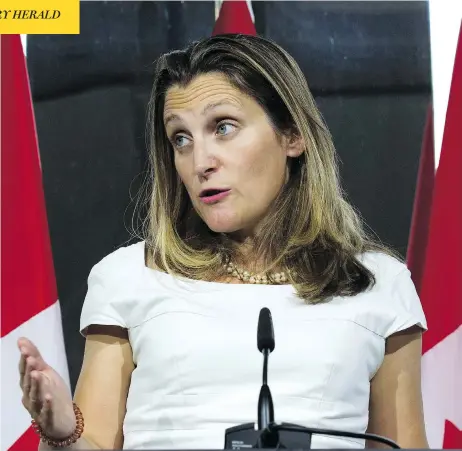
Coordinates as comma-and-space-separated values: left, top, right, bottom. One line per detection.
80, 241, 426, 449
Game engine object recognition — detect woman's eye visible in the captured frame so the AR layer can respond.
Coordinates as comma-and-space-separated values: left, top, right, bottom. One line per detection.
216, 122, 236, 136
174, 135, 190, 148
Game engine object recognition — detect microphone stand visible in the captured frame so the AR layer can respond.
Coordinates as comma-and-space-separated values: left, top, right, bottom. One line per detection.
256, 348, 278, 448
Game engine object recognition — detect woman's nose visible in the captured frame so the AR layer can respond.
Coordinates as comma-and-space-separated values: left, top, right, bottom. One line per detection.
193, 141, 219, 179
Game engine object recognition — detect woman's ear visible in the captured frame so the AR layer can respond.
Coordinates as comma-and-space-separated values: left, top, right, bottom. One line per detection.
284, 132, 304, 158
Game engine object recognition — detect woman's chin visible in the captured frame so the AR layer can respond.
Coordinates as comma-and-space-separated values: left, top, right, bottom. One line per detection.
206, 223, 240, 234
199, 205, 257, 235
203, 216, 242, 234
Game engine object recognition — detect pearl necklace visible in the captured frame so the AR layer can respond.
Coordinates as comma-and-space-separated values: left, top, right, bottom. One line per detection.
224, 260, 288, 285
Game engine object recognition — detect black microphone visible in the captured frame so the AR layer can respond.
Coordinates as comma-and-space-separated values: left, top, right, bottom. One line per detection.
223, 308, 278, 450
257, 307, 275, 354
256, 308, 278, 448
256, 308, 275, 427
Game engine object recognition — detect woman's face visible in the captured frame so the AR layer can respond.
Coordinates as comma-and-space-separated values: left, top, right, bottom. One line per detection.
164, 72, 302, 236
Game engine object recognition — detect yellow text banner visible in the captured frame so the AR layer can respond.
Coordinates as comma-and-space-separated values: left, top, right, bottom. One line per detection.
0, 0, 79, 34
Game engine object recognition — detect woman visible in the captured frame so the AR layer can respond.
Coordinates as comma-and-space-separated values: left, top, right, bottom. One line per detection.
18, 34, 428, 449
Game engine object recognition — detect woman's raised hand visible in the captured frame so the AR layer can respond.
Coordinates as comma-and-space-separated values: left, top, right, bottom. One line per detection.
18, 337, 76, 440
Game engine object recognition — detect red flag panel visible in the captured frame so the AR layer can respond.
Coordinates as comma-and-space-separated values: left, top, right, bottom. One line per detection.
419, 25, 462, 354
213, 0, 256, 36
1, 35, 58, 338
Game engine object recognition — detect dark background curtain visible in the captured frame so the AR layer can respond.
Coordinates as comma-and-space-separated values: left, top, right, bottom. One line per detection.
26, 1, 431, 390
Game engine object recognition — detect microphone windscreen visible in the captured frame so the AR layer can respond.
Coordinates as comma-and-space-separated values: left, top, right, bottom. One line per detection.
257, 307, 275, 352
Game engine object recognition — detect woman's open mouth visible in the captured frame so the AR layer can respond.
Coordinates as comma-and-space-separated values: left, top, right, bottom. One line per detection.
199, 189, 231, 204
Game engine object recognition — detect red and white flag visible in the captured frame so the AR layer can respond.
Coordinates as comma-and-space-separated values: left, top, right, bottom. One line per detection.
407, 22, 462, 448
1, 35, 70, 451
213, 0, 256, 36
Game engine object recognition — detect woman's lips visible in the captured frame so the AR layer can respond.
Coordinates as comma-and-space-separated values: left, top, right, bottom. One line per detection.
200, 189, 231, 204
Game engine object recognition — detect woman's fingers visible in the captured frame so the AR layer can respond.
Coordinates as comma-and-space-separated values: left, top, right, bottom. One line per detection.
22, 356, 34, 394
29, 371, 42, 414
37, 376, 53, 431
25, 372, 51, 427
38, 395, 52, 429
18, 341, 56, 431
22, 339, 42, 361
18, 337, 36, 354
17, 338, 47, 371
22, 357, 44, 415
18, 351, 26, 388
38, 371, 51, 401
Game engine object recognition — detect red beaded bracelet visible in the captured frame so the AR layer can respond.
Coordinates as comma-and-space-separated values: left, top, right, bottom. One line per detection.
31, 402, 84, 448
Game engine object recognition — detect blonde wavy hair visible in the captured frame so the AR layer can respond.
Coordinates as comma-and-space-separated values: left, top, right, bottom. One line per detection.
141, 34, 396, 303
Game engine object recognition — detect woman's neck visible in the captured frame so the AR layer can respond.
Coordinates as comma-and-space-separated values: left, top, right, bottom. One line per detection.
228, 236, 282, 275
